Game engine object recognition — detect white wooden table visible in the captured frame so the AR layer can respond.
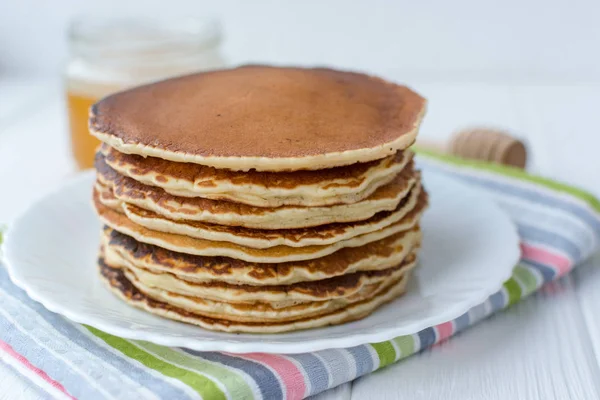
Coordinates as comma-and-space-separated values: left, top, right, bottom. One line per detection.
1, 77, 599, 400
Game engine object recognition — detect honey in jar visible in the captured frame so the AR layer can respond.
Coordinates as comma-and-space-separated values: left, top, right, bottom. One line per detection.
65, 17, 225, 169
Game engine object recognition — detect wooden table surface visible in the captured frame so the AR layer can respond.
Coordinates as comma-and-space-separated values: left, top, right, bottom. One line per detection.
1, 77, 599, 400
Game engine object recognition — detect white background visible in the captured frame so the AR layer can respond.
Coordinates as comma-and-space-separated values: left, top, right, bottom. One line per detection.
2, 0, 600, 81
2, 1, 600, 399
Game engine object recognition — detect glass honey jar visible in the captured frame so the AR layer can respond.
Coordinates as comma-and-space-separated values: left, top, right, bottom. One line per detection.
65, 17, 225, 169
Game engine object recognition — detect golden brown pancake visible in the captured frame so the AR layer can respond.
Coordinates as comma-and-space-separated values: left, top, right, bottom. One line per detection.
99, 182, 423, 249
103, 226, 422, 285
100, 258, 413, 333
99, 145, 413, 207
90, 65, 429, 333
93, 188, 427, 263
119, 188, 420, 248
90, 65, 426, 171
121, 265, 407, 323
96, 155, 421, 229
104, 249, 417, 303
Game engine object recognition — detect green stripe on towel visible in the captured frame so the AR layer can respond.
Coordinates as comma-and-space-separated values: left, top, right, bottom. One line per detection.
371, 341, 397, 368
503, 279, 523, 306
86, 326, 227, 400
393, 335, 416, 360
512, 265, 539, 296
135, 341, 256, 400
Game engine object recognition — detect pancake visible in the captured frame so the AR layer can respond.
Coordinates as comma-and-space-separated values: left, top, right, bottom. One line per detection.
90, 65, 426, 172
103, 226, 422, 285
100, 145, 413, 207
102, 247, 417, 303
96, 157, 420, 229
100, 260, 412, 333
93, 188, 427, 263
117, 183, 423, 249
121, 266, 404, 323
95, 182, 122, 209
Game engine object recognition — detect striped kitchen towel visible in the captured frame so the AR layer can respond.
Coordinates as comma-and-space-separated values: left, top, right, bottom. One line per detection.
1, 151, 599, 400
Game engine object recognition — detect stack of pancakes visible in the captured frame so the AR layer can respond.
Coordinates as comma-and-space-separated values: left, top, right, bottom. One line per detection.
90, 65, 428, 333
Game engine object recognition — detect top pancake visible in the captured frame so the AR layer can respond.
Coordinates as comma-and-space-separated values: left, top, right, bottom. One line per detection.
90, 65, 427, 171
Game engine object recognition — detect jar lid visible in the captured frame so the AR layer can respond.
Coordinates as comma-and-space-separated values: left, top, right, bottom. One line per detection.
68, 16, 222, 65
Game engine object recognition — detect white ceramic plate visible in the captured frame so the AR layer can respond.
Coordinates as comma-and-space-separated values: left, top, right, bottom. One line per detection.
3, 169, 519, 354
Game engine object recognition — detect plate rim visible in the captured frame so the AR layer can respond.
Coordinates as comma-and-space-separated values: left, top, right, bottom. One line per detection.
2, 169, 520, 354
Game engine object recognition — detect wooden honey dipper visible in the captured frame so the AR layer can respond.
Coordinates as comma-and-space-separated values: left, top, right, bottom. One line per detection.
417, 128, 528, 169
